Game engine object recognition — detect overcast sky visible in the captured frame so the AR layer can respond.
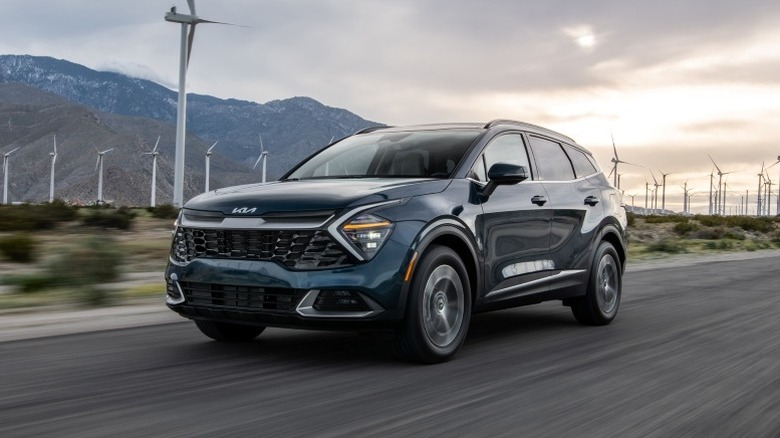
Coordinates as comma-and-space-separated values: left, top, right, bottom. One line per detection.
2, 0, 780, 213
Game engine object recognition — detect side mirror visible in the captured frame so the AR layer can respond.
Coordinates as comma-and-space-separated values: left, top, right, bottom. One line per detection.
481, 163, 529, 197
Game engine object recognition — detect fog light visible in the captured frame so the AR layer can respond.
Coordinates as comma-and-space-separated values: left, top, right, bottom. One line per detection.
313, 290, 370, 311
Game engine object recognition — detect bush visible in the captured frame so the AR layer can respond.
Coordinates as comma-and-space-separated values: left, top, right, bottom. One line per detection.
81, 207, 136, 230
724, 216, 775, 233
673, 222, 700, 235
46, 235, 123, 306
0, 233, 38, 263
646, 239, 687, 254
626, 212, 636, 227
693, 227, 725, 240
0, 202, 78, 231
147, 204, 180, 220
3, 274, 53, 293
696, 215, 726, 227
704, 240, 734, 250
644, 215, 689, 224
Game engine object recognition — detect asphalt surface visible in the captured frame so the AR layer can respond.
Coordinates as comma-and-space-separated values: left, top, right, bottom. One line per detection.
1, 252, 779, 437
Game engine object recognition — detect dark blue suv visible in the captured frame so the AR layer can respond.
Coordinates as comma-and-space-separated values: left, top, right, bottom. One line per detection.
166, 120, 627, 363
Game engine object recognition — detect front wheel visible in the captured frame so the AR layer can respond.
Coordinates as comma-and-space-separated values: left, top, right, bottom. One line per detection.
194, 320, 265, 342
393, 245, 471, 363
571, 241, 622, 325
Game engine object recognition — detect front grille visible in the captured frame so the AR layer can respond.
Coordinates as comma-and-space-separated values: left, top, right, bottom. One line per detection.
179, 281, 306, 312
171, 228, 353, 269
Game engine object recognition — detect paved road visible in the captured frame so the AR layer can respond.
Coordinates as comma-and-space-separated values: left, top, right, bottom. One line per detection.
1, 254, 779, 437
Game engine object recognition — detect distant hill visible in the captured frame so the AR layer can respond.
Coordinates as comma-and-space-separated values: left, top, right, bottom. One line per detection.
0, 54, 381, 205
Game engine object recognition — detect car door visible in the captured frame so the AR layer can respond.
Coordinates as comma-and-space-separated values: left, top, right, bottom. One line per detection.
473, 133, 553, 306
526, 135, 603, 294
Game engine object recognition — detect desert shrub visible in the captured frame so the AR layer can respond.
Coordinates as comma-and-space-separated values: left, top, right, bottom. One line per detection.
644, 215, 689, 224
44, 199, 79, 222
46, 235, 123, 306
721, 230, 746, 240
626, 212, 636, 227
724, 216, 775, 233
81, 207, 136, 230
0, 233, 38, 263
693, 227, 725, 240
0, 204, 57, 231
704, 240, 734, 250
696, 215, 726, 227
673, 222, 700, 235
147, 204, 180, 220
645, 239, 687, 254
3, 274, 53, 293
744, 240, 772, 251
772, 231, 780, 246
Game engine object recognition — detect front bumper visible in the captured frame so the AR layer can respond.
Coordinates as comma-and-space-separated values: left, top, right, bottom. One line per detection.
165, 238, 412, 329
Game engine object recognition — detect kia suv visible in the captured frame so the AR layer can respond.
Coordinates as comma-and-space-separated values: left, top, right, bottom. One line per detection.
166, 120, 627, 363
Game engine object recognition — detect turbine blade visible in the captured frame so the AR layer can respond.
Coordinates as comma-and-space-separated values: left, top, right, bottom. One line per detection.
152, 136, 160, 153
95, 156, 100, 172
610, 132, 618, 160
8, 147, 20, 155
187, 0, 196, 15
252, 155, 263, 170
259, 134, 264, 153
186, 24, 196, 68
53, 135, 57, 154
708, 155, 722, 174
207, 140, 219, 153
102, 148, 114, 154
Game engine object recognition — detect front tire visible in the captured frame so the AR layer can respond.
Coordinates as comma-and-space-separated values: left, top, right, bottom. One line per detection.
194, 320, 265, 342
571, 241, 622, 325
393, 245, 471, 363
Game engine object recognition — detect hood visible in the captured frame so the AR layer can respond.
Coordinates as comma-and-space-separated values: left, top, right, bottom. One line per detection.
183, 178, 451, 216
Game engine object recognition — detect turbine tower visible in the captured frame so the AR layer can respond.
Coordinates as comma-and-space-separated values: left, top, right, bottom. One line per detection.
659, 170, 672, 213
650, 170, 661, 215
770, 156, 780, 215
49, 135, 57, 203
708, 155, 732, 215
143, 136, 161, 207
252, 134, 268, 183
165, 1, 225, 207
2, 147, 20, 204
204, 140, 219, 192
95, 147, 114, 205
756, 163, 765, 216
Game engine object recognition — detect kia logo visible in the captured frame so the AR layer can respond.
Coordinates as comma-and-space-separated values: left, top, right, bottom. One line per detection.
232, 207, 257, 214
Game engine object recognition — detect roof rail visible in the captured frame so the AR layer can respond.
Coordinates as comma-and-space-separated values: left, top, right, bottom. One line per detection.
483, 119, 576, 144
354, 125, 390, 135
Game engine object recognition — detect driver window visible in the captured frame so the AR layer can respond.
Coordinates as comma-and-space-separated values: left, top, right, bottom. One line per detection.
480, 134, 532, 181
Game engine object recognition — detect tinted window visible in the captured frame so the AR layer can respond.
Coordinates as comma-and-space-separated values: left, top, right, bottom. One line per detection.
287, 130, 480, 179
481, 134, 532, 181
528, 136, 575, 181
564, 144, 598, 178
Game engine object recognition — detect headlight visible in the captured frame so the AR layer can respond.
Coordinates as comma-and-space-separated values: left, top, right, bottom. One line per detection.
340, 213, 394, 260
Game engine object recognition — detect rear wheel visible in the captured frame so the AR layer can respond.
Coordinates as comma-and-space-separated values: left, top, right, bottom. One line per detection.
393, 245, 471, 363
571, 241, 621, 325
194, 320, 265, 342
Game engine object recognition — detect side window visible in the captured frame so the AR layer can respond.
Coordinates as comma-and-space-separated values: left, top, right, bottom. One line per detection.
528, 135, 575, 181
563, 144, 598, 178
481, 134, 532, 181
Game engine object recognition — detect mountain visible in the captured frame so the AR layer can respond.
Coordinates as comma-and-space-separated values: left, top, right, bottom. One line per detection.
0, 54, 381, 204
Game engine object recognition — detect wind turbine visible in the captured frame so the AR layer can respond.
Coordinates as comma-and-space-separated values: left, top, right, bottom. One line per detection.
252, 134, 268, 183
762, 166, 773, 216
608, 133, 636, 189
659, 170, 672, 213
95, 147, 114, 205
165, 1, 229, 207
756, 163, 765, 216
708, 155, 732, 215
2, 147, 20, 204
681, 181, 693, 215
770, 156, 780, 216
204, 140, 219, 192
143, 136, 161, 207
650, 170, 661, 215
49, 136, 57, 203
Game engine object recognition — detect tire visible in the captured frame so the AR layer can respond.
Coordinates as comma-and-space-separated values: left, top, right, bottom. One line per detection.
571, 241, 622, 325
194, 320, 265, 342
393, 245, 471, 363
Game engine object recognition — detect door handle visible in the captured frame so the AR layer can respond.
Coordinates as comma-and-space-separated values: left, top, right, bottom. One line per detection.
531, 195, 547, 206
584, 196, 599, 206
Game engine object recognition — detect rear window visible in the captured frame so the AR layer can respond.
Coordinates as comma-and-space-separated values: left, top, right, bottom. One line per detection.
287, 130, 480, 180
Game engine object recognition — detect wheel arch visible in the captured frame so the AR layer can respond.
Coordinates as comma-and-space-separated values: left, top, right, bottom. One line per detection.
411, 219, 481, 308
598, 223, 627, 273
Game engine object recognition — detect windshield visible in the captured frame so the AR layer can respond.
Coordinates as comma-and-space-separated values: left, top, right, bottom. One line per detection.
285, 129, 481, 180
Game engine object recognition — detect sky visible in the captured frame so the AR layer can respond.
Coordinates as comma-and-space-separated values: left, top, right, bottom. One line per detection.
1, 0, 780, 214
